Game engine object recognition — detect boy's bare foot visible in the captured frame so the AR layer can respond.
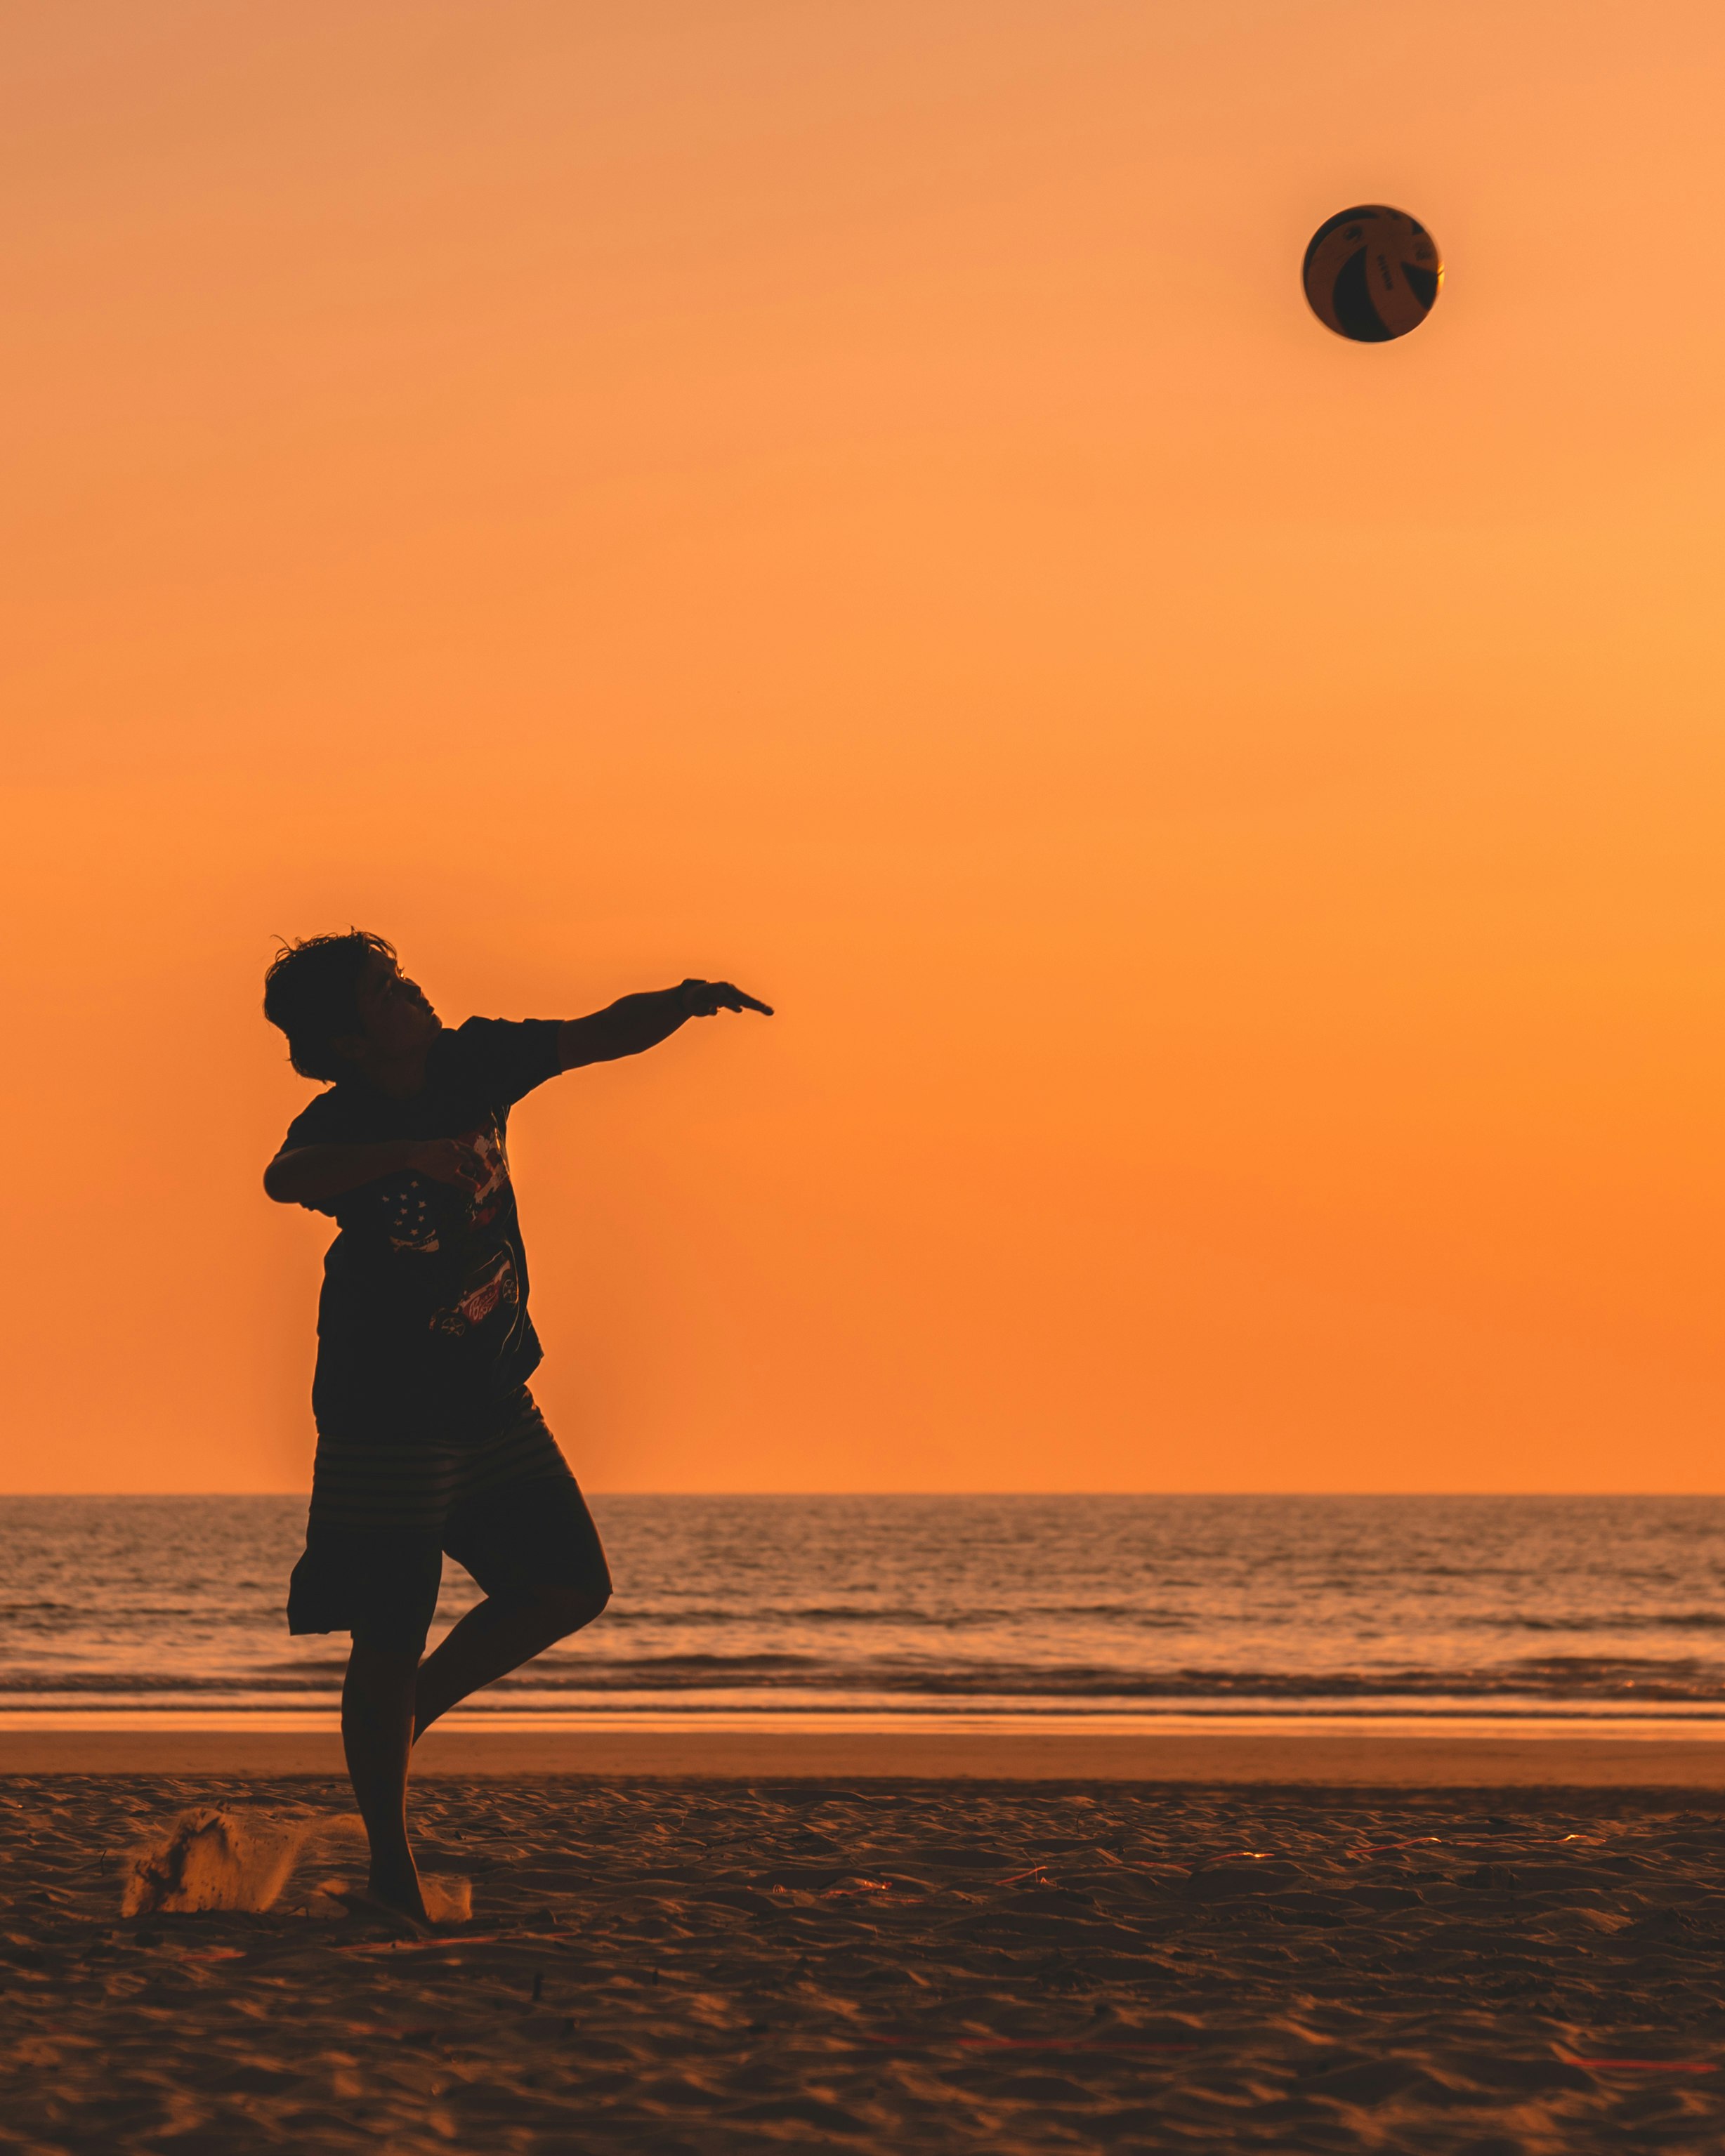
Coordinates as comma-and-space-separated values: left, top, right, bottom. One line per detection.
325, 1879, 433, 1935
366, 1860, 431, 1926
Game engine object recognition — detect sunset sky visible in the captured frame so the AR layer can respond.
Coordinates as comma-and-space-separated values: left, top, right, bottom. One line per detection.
5, 0, 1724, 1494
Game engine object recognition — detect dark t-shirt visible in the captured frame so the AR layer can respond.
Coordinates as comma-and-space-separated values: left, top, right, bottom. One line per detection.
282, 1018, 563, 1444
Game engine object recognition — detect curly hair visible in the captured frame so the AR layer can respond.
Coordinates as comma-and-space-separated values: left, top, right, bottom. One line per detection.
262, 930, 396, 1082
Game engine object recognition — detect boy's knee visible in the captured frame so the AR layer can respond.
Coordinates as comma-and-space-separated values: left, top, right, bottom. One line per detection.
346, 1635, 425, 1687
532, 1577, 610, 1641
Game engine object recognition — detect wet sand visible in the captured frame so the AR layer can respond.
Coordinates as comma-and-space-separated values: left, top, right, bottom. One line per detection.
6, 1766, 1725, 2152
11, 1726, 1725, 1784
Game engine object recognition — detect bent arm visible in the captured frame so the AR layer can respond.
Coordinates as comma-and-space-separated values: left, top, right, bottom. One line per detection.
558, 980, 771, 1072
263, 1139, 462, 1207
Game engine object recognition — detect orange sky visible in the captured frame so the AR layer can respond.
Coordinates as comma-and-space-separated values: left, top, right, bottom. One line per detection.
5, 0, 1725, 1493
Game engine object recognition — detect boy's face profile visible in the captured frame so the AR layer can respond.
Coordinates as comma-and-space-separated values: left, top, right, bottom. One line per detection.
339, 950, 442, 1067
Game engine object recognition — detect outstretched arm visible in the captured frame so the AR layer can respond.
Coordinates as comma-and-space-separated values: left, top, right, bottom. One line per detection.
558, 979, 772, 1072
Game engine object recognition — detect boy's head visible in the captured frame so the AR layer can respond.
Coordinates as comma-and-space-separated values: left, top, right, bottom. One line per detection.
263, 931, 441, 1081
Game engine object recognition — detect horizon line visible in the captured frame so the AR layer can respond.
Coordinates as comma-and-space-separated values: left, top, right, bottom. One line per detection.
3, 1489, 1721, 1502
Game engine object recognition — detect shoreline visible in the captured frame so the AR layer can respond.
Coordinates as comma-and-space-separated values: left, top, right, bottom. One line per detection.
8, 1726, 1725, 1784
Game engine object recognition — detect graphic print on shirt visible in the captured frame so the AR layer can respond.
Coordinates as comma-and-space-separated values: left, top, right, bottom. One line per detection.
396, 1121, 521, 1336
431, 1244, 521, 1336
460, 1123, 511, 1230
379, 1121, 511, 1255
381, 1179, 440, 1252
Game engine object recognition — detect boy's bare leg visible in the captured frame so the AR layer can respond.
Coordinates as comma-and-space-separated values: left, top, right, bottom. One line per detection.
412, 1584, 606, 1741
342, 1642, 428, 1921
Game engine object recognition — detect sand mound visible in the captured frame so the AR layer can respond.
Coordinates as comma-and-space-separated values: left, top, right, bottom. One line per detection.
121, 1807, 360, 1916
121, 1806, 473, 1924
419, 1872, 472, 1923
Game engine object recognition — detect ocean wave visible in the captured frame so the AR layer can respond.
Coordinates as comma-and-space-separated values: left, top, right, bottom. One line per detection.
9, 1652, 1725, 1703
590, 1603, 1201, 1628
0, 1598, 1288, 1635
1462, 1611, 1725, 1634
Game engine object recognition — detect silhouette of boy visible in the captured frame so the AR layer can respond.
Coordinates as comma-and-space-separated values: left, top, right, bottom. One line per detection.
263, 933, 770, 1920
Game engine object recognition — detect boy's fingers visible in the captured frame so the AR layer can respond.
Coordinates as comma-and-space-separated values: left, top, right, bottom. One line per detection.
421, 1141, 485, 1188
709, 982, 774, 1015
679, 978, 773, 1016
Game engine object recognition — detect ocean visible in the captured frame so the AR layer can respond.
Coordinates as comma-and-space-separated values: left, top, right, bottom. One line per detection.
4, 1494, 1725, 1735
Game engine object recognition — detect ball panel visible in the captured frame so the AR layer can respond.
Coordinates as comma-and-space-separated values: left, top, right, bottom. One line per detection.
1302, 221, 1381, 336
1300, 204, 1391, 284
1362, 247, 1429, 338
1402, 262, 1440, 311
1329, 247, 1394, 341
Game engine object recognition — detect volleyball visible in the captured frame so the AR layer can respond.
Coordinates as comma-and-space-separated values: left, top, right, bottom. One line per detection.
1302, 206, 1442, 342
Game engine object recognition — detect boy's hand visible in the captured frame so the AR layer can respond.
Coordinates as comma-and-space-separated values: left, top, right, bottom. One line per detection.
674, 979, 774, 1018
405, 1138, 487, 1192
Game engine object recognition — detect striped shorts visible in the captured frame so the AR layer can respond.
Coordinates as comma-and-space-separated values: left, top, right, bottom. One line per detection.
305, 1388, 573, 1534
287, 1388, 610, 1651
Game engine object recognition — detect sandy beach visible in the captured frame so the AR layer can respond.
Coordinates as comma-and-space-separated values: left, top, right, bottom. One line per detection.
13, 1726, 1725, 1785
6, 1744, 1725, 2152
